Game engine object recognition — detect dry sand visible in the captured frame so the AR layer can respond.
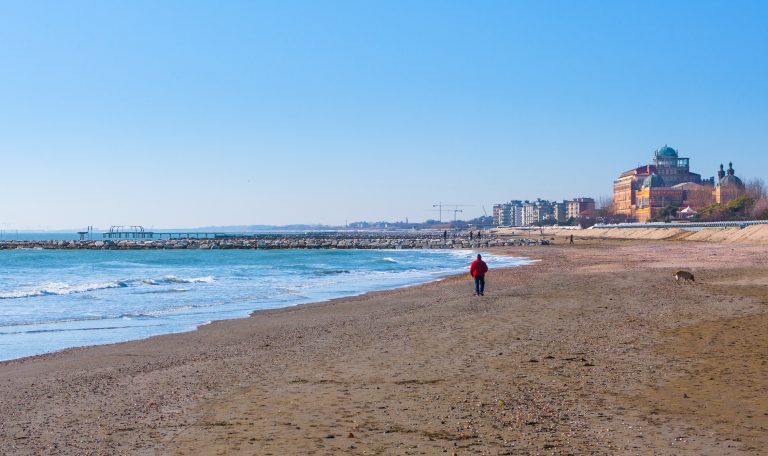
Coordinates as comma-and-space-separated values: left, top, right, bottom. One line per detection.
2, 240, 768, 455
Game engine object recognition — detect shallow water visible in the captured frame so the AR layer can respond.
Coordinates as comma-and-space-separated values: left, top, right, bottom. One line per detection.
0, 249, 529, 361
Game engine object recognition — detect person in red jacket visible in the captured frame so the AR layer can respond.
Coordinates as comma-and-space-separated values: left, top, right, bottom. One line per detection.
469, 254, 489, 296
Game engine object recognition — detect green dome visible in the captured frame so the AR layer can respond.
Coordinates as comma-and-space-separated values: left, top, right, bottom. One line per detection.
642, 173, 665, 188
655, 145, 678, 158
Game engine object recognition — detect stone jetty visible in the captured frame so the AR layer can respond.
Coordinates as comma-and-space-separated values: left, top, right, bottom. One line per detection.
0, 233, 549, 250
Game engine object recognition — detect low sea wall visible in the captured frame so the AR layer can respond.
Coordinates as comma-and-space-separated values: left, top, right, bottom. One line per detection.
494, 224, 768, 244
0, 233, 549, 250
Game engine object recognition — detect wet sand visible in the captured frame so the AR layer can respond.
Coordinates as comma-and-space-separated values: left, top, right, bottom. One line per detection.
2, 240, 768, 454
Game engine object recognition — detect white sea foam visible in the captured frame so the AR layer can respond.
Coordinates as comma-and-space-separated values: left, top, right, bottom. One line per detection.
142, 276, 215, 285
0, 275, 214, 300
0, 249, 532, 361
0, 281, 128, 299
160, 275, 215, 284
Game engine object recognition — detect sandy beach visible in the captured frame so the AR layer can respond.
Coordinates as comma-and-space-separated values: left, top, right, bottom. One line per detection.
2, 239, 768, 455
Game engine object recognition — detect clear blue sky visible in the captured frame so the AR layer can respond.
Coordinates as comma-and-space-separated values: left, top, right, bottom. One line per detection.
1, 1, 766, 229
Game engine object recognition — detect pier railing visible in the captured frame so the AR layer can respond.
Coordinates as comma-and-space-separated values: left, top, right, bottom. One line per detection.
102, 226, 226, 239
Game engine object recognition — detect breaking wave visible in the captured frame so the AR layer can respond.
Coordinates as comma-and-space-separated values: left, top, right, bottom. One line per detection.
0, 281, 128, 299
143, 276, 215, 285
0, 275, 213, 300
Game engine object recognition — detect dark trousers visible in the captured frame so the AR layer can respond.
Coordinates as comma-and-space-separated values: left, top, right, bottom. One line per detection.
474, 276, 485, 295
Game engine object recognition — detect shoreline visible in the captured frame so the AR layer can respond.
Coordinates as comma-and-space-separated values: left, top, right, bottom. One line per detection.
0, 249, 532, 363
2, 239, 767, 454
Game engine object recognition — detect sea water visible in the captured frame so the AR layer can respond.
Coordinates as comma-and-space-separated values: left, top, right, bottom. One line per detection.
0, 249, 530, 361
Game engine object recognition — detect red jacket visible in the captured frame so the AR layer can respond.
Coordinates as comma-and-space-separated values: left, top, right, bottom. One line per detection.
470, 259, 488, 277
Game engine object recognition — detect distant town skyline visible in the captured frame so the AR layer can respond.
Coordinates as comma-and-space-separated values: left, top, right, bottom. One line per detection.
1, 1, 766, 229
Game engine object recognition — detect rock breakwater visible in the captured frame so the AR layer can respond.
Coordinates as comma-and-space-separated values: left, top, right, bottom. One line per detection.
0, 233, 549, 250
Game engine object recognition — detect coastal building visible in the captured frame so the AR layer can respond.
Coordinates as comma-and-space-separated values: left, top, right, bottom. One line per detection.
566, 198, 595, 220
521, 199, 554, 226
649, 145, 703, 187
493, 201, 524, 226
613, 164, 655, 215
714, 162, 745, 204
492, 204, 507, 226
521, 201, 538, 226
553, 201, 567, 223
493, 198, 595, 226
672, 182, 713, 209
521, 202, 535, 226
537, 202, 555, 223
634, 174, 684, 222
613, 146, 745, 222
510, 204, 523, 226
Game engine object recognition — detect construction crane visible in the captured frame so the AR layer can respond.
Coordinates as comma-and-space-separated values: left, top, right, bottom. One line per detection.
431, 203, 472, 222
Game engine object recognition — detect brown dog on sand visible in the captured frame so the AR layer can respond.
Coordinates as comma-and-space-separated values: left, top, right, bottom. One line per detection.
673, 270, 695, 284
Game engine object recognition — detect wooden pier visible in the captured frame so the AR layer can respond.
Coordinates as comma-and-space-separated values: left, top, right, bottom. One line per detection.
101, 226, 225, 240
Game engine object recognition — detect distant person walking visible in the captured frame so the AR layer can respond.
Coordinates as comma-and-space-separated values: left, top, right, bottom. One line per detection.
470, 254, 489, 296
469, 231, 473, 240
569, 234, 574, 245
443, 230, 448, 240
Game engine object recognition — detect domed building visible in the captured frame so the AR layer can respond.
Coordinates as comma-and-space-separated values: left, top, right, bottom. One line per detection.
649, 145, 703, 187
642, 173, 665, 188
634, 173, 685, 222
613, 145, 700, 221
655, 145, 677, 157
613, 145, 744, 222
714, 162, 746, 204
